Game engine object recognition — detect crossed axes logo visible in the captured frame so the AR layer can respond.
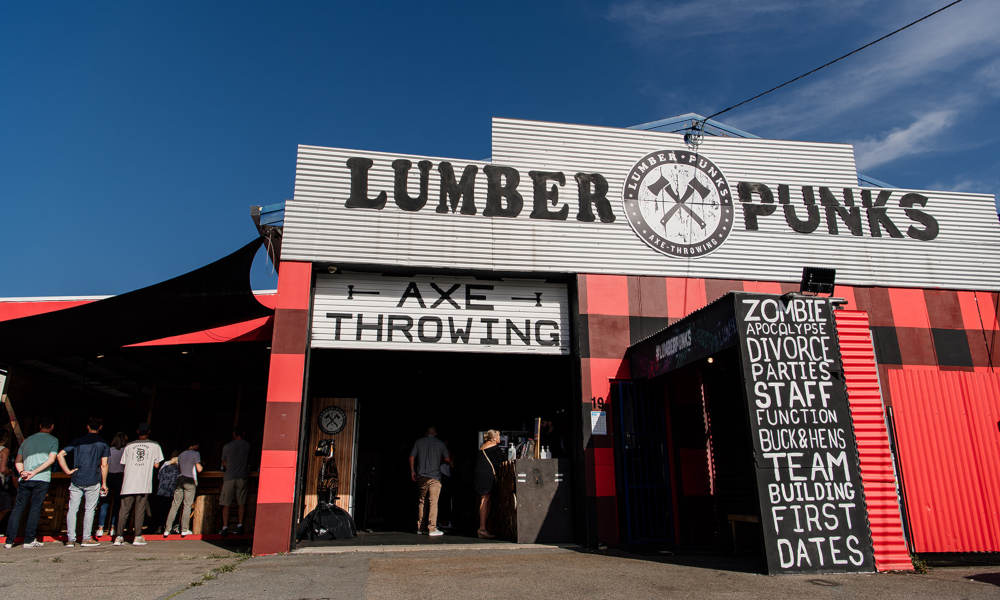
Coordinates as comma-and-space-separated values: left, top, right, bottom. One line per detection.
645, 173, 711, 230
622, 150, 734, 258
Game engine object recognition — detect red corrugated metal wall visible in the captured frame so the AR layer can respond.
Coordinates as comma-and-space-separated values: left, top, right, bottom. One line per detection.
888, 368, 1000, 553
835, 311, 913, 571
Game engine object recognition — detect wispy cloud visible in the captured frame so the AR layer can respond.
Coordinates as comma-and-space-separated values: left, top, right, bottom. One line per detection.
727, 0, 1000, 139
607, 0, 867, 39
853, 109, 957, 169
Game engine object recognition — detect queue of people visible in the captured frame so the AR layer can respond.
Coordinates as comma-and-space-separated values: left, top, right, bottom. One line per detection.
0, 418, 252, 548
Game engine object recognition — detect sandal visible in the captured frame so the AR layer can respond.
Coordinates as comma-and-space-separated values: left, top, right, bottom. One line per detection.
477, 529, 496, 539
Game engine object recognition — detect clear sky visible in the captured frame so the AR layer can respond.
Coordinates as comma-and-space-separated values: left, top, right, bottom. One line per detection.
2, 0, 997, 297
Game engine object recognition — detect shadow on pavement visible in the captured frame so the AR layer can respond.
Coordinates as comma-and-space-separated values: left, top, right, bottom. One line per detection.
295, 529, 515, 548
967, 573, 1000, 586
567, 546, 764, 574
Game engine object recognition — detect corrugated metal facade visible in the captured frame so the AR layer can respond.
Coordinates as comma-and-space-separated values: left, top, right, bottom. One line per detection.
888, 369, 1000, 552
835, 310, 912, 571
282, 118, 1000, 290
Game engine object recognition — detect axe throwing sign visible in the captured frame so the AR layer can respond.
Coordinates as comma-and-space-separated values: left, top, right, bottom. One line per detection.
623, 149, 735, 258
312, 273, 570, 355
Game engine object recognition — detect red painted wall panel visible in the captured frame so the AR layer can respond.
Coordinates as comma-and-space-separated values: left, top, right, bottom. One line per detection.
835, 311, 913, 571
888, 368, 1000, 552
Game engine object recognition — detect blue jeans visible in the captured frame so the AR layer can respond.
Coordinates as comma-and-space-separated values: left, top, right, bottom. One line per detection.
66, 482, 101, 542
95, 471, 123, 532
5, 480, 50, 543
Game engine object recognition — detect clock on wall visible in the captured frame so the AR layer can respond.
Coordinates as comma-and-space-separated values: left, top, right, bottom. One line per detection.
318, 405, 347, 435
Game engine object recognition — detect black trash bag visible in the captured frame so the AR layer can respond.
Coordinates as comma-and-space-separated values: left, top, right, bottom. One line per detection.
297, 504, 357, 541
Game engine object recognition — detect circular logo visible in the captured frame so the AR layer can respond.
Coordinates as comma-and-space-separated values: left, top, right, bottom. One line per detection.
318, 405, 347, 435
622, 150, 734, 258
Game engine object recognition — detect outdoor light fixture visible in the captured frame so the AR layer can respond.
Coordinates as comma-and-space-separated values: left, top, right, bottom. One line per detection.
96, 354, 104, 359
799, 267, 836, 296
327, 265, 338, 274
706, 356, 714, 364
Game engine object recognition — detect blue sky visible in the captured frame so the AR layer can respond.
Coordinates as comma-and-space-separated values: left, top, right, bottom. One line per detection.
1, 0, 997, 296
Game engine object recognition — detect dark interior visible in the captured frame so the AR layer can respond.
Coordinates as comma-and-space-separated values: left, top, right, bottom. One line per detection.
306, 348, 577, 539
2, 341, 269, 469
625, 347, 762, 556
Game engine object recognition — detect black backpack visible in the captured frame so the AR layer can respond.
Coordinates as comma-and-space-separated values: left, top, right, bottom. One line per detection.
297, 504, 357, 541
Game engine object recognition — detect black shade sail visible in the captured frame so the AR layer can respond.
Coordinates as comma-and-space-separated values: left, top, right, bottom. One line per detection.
0, 238, 273, 362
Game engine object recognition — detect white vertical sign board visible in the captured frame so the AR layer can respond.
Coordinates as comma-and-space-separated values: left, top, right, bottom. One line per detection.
312, 273, 570, 355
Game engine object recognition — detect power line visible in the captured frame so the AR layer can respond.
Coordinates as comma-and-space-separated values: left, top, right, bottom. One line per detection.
700, 0, 965, 126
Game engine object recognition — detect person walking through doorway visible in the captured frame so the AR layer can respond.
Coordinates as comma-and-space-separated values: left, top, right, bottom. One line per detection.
409, 426, 450, 537
114, 423, 163, 546
2, 418, 58, 548
57, 417, 109, 547
474, 429, 505, 539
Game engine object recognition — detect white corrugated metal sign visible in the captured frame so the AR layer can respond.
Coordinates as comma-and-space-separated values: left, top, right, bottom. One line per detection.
312, 273, 570, 355
283, 118, 1000, 290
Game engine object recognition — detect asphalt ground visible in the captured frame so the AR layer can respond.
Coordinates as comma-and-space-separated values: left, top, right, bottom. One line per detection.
1, 540, 998, 599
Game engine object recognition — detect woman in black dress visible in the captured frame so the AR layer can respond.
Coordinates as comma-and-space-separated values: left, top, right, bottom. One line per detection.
474, 429, 504, 539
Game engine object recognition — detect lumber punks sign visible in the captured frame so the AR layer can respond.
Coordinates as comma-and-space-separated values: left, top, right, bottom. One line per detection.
736, 294, 874, 574
312, 273, 570, 355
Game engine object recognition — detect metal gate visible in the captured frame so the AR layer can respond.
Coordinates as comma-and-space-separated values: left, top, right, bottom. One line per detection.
612, 380, 674, 545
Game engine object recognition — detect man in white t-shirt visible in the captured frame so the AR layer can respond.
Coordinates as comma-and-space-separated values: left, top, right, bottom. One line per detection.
114, 423, 163, 546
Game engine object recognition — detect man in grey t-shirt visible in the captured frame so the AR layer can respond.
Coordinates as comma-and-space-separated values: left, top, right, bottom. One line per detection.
219, 430, 251, 536
409, 427, 450, 536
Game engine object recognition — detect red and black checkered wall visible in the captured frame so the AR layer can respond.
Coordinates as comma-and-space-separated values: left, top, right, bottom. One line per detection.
575, 273, 1000, 546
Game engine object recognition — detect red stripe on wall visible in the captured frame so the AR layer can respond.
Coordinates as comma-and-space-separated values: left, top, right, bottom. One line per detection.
888, 368, 1000, 552
257, 466, 298, 503
974, 292, 1000, 331
253, 260, 312, 556
265, 353, 307, 404
743, 281, 782, 295
260, 450, 298, 470
888, 288, 930, 328
835, 311, 913, 571
665, 277, 706, 320
276, 261, 313, 310
585, 274, 629, 316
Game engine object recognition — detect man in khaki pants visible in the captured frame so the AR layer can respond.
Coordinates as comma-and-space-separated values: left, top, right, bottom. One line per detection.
409, 427, 450, 536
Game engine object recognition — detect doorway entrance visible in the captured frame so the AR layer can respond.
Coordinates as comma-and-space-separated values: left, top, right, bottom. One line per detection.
302, 348, 578, 543
615, 347, 762, 558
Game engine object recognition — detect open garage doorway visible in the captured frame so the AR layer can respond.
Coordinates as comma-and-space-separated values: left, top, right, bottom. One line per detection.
299, 348, 579, 546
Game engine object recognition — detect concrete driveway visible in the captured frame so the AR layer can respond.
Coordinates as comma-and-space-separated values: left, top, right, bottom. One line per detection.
2, 540, 998, 599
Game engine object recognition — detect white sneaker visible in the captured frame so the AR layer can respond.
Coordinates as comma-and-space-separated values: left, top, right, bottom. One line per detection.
3, 543, 11, 549
180, 530, 193, 537
81, 538, 101, 547
113, 536, 124, 546
132, 536, 147, 546
95, 528, 104, 538
428, 530, 444, 537
65, 540, 75, 548
24, 540, 44, 548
